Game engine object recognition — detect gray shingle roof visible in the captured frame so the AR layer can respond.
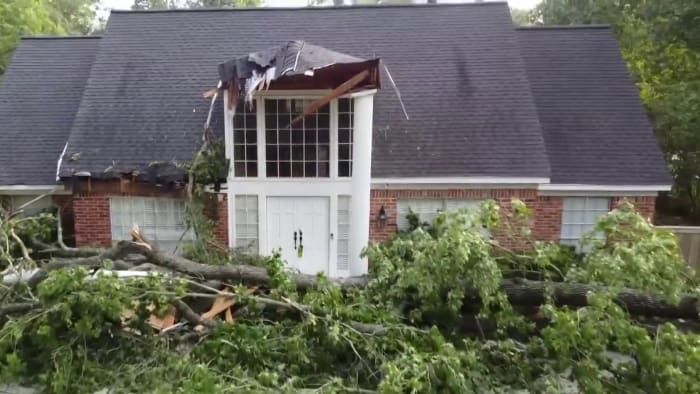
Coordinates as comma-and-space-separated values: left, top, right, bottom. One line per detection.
517, 26, 671, 185
0, 37, 99, 185
0, 4, 670, 187
59, 2, 551, 180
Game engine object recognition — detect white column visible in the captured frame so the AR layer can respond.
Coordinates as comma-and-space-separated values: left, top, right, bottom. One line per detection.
349, 93, 374, 276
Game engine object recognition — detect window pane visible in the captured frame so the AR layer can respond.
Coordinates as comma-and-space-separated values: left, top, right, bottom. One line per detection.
234, 195, 258, 253
264, 98, 335, 178
232, 101, 258, 178
339, 161, 350, 177
560, 197, 610, 250
109, 197, 193, 253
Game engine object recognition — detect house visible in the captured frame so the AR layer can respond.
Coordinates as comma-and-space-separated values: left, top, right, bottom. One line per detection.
0, 2, 670, 277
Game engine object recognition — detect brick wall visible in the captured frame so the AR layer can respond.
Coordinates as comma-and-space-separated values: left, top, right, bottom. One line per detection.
368, 190, 657, 246
69, 180, 228, 249
214, 193, 229, 247
73, 195, 111, 247
533, 196, 563, 242
612, 196, 656, 221
66, 179, 658, 250
369, 188, 540, 247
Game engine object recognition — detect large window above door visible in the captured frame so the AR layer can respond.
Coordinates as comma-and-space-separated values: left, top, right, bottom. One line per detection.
230, 97, 354, 179
265, 98, 330, 178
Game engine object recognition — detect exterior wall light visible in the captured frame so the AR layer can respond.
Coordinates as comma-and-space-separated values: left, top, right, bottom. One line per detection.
378, 206, 387, 226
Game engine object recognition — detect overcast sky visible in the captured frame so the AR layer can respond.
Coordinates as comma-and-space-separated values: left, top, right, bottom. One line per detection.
101, 0, 541, 12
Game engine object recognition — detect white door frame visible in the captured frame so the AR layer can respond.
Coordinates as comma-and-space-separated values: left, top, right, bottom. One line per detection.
266, 196, 330, 274
229, 180, 351, 278
225, 91, 372, 278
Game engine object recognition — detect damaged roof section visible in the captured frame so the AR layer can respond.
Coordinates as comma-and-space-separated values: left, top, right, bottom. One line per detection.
56, 4, 553, 182
218, 40, 380, 108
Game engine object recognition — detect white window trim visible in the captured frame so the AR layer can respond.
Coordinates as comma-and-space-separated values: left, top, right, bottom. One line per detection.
560, 197, 610, 249
109, 197, 192, 253
372, 177, 550, 188
225, 93, 350, 181
0, 185, 70, 195
539, 184, 670, 196
396, 198, 484, 231
223, 90, 372, 278
224, 92, 355, 277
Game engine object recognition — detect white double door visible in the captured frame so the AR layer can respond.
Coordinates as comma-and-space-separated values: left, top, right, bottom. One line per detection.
266, 197, 330, 275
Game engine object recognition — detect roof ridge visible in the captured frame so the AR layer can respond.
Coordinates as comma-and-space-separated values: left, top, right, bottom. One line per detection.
516, 24, 612, 30
21, 35, 102, 40
111, 2, 507, 14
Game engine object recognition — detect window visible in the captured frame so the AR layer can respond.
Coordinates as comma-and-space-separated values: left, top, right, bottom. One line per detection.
397, 199, 483, 230
234, 195, 259, 252
338, 98, 354, 177
337, 196, 351, 272
265, 98, 330, 178
110, 197, 192, 253
232, 101, 258, 177
560, 197, 610, 249
4, 195, 53, 217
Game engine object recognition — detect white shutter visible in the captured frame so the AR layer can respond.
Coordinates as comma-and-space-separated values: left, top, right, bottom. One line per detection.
337, 196, 351, 272
234, 195, 259, 252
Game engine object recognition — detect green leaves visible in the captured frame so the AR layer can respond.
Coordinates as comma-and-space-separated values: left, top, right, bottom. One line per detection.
0, 0, 98, 74
567, 201, 695, 300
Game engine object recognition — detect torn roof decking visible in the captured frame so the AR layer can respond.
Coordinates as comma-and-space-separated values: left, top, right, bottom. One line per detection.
218, 40, 381, 116
58, 3, 551, 181
0, 37, 100, 186
218, 40, 380, 91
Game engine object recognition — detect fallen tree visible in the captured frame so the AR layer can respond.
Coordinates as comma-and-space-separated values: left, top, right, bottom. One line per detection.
15, 238, 700, 322
1, 201, 699, 393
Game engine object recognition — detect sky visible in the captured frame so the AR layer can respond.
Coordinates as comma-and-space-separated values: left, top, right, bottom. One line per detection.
101, 0, 541, 12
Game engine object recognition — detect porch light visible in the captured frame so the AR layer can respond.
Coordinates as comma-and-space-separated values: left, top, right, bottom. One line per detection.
377, 206, 387, 226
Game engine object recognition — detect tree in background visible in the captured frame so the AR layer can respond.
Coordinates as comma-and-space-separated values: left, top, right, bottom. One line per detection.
0, 0, 98, 75
510, 8, 531, 25
526, 0, 700, 221
132, 0, 259, 10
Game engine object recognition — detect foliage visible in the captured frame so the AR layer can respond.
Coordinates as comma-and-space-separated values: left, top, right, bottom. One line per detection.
366, 201, 516, 328
2, 201, 700, 392
131, 0, 260, 10
567, 201, 697, 299
0, 0, 98, 74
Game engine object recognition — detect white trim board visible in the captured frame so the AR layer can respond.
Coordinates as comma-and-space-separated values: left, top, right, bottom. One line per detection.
371, 177, 549, 188
539, 184, 671, 196
0, 185, 70, 195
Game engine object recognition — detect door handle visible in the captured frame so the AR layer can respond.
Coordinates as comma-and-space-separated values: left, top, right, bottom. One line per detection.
298, 229, 303, 248
293, 231, 297, 250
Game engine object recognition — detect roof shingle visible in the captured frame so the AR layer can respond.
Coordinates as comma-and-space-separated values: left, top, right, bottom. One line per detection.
517, 26, 671, 185
0, 37, 99, 185
59, 3, 551, 180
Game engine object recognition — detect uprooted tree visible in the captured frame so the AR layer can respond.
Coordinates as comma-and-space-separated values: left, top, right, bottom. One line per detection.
1, 197, 699, 393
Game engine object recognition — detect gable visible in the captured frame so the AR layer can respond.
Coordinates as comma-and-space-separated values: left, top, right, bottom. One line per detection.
58, 3, 551, 181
